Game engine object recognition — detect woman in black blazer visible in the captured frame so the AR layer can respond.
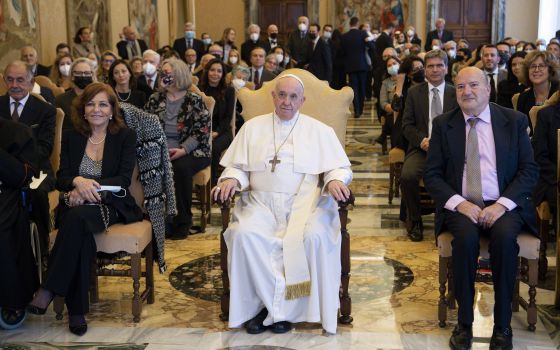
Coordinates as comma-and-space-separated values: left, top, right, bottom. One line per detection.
27, 83, 142, 336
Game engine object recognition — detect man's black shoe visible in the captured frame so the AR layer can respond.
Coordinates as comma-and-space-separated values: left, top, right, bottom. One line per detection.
490, 326, 513, 350
245, 308, 269, 334
270, 321, 292, 334
449, 324, 473, 350
407, 221, 423, 242
374, 135, 386, 145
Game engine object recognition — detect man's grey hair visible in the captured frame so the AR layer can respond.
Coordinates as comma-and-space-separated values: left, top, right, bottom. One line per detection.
232, 64, 250, 80
4, 60, 34, 81
20, 45, 38, 55
425, 49, 449, 66
247, 24, 260, 33
143, 49, 161, 65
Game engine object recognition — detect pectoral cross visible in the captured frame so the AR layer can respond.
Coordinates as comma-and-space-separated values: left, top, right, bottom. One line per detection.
269, 155, 280, 172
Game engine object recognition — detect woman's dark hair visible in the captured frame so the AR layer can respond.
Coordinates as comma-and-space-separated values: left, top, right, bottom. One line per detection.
108, 59, 137, 90
399, 55, 424, 75
199, 58, 227, 99
71, 82, 126, 136
523, 42, 537, 51
458, 47, 472, 61
469, 44, 485, 66
74, 27, 89, 44
506, 51, 527, 83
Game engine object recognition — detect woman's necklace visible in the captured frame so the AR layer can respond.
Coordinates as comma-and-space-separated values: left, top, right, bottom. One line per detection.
89, 134, 106, 145
270, 114, 299, 172
534, 81, 551, 106
117, 90, 132, 102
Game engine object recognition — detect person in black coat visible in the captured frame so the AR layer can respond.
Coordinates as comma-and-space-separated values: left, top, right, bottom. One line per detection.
497, 52, 527, 109
240, 24, 269, 66
340, 16, 374, 118
287, 16, 311, 68
27, 83, 142, 336
424, 18, 454, 52
108, 59, 146, 109
21, 46, 51, 77
328, 29, 345, 90
116, 26, 148, 60
173, 22, 205, 64
0, 119, 39, 327
305, 24, 332, 83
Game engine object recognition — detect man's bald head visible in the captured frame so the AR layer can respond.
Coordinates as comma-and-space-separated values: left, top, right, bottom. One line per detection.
123, 26, 137, 41
272, 75, 306, 120
455, 67, 490, 116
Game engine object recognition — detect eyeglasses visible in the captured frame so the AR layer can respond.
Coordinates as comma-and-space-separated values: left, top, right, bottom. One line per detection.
73, 71, 93, 77
529, 64, 547, 71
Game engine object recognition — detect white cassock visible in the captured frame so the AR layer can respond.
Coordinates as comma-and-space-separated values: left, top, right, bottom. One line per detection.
219, 112, 352, 334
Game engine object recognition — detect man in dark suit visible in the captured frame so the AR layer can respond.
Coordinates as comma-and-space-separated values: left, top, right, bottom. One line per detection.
117, 26, 148, 60
424, 67, 538, 350
263, 24, 283, 54
173, 22, 205, 64
1, 61, 56, 259
481, 45, 508, 104
425, 18, 454, 52
401, 49, 458, 241
137, 50, 161, 99
340, 17, 374, 118
287, 16, 310, 68
21, 46, 50, 77
241, 24, 268, 66
305, 23, 332, 83
374, 23, 394, 63
249, 47, 275, 90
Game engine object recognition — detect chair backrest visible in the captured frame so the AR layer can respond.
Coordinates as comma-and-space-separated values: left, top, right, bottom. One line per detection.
0, 74, 7, 95
236, 68, 354, 145
50, 108, 65, 174
512, 93, 520, 111
189, 84, 216, 127
529, 91, 559, 131
35, 75, 65, 97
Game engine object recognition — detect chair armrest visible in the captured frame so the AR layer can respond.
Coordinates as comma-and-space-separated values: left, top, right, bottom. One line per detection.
337, 191, 355, 209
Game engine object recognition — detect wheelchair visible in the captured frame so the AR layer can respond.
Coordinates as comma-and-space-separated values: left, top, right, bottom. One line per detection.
0, 188, 42, 330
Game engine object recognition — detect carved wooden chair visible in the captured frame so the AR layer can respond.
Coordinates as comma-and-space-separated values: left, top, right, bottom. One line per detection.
50, 165, 155, 323
216, 68, 356, 324
388, 147, 404, 204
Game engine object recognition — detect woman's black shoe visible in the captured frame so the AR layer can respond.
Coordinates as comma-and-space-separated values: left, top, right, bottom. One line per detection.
26, 303, 48, 315
69, 323, 88, 336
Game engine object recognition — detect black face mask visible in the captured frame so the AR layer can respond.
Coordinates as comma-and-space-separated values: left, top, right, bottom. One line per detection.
498, 52, 510, 66
308, 33, 317, 40
74, 76, 93, 89
270, 32, 278, 39
411, 69, 425, 83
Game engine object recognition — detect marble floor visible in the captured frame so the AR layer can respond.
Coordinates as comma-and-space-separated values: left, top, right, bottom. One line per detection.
1, 100, 559, 349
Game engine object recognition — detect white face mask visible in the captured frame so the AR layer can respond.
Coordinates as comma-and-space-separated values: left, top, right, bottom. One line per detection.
387, 64, 400, 76
59, 63, 71, 77
229, 56, 238, 64
275, 54, 284, 63
298, 23, 307, 32
284, 56, 290, 65
250, 33, 259, 42
432, 45, 440, 50
447, 49, 456, 59
407, 30, 414, 37
538, 44, 547, 51
323, 31, 332, 39
232, 78, 246, 90
143, 62, 156, 76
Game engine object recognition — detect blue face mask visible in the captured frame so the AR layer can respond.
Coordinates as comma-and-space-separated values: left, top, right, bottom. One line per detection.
185, 31, 195, 40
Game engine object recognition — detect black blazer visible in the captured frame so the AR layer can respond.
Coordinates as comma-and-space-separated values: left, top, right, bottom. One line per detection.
40, 86, 56, 105
425, 30, 454, 51
287, 30, 310, 67
340, 28, 373, 73
56, 128, 142, 224
401, 82, 458, 152
424, 104, 539, 236
532, 104, 560, 204
306, 38, 332, 83
374, 32, 393, 62
116, 39, 148, 60
35, 64, 51, 77
240, 39, 269, 66
173, 38, 205, 64
262, 38, 284, 54
137, 74, 160, 100
249, 68, 275, 90
517, 80, 559, 133
0, 94, 55, 174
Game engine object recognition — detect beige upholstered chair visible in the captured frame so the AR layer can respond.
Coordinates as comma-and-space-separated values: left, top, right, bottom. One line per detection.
512, 93, 520, 111
51, 165, 154, 323
437, 232, 540, 331
35, 75, 65, 97
48, 109, 65, 224
189, 85, 215, 232
388, 147, 405, 204
0, 74, 6, 95
217, 68, 356, 324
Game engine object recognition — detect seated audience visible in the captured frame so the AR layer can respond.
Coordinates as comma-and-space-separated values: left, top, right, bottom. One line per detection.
194, 53, 216, 81
378, 55, 401, 148
108, 59, 146, 109
226, 48, 243, 68
55, 43, 72, 57
184, 48, 198, 73
497, 51, 527, 109
21, 46, 50, 77
27, 83, 143, 336
137, 49, 161, 99
451, 47, 472, 81
216, 27, 238, 63
547, 41, 560, 61
249, 47, 275, 90
241, 24, 267, 64
144, 58, 211, 240
72, 26, 100, 58
264, 54, 280, 75
272, 46, 291, 70
480, 45, 507, 103
524, 42, 537, 53
49, 53, 74, 90
199, 58, 236, 186
517, 51, 559, 133
130, 57, 143, 78
173, 22, 205, 63
201, 32, 212, 53
97, 51, 117, 84
117, 26, 148, 60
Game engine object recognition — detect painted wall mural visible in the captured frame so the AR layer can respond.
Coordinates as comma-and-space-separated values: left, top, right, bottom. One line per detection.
0, 0, 40, 69
334, 0, 409, 32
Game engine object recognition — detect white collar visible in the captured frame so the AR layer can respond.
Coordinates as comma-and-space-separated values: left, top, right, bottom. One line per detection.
462, 103, 491, 124
10, 93, 30, 107
428, 81, 445, 94
273, 111, 299, 126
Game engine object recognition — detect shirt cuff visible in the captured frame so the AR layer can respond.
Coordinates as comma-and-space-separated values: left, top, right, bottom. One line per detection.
496, 197, 517, 211
321, 167, 352, 196
218, 167, 249, 191
444, 195, 466, 211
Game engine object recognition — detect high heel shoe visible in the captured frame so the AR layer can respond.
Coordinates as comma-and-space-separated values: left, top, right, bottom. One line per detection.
26, 289, 54, 315
69, 315, 88, 336
69, 323, 88, 336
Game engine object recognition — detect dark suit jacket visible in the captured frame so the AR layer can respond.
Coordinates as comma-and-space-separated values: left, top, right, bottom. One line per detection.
263, 38, 284, 54
137, 74, 160, 100
173, 38, 205, 63
340, 28, 372, 73
240, 39, 268, 66
425, 29, 454, 51
56, 128, 142, 224
532, 104, 560, 205
306, 38, 332, 83
39, 86, 55, 105
35, 64, 51, 77
116, 39, 148, 60
424, 103, 539, 236
250, 68, 275, 90
374, 32, 393, 62
0, 94, 55, 175
401, 82, 458, 152
287, 30, 310, 67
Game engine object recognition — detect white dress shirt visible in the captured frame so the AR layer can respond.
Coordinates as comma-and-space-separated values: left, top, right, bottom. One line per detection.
427, 81, 445, 137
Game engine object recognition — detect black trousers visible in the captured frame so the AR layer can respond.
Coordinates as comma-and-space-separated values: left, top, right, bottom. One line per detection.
348, 71, 367, 116
400, 150, 426, 222
45, 204, 119, 315
330, 65, 346, 90
444, 208, 523, 327
171, 155, 211, 227
211, 134, 233, 186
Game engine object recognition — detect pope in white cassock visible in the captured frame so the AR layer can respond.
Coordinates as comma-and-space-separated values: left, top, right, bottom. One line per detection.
212, 74, 352, 334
